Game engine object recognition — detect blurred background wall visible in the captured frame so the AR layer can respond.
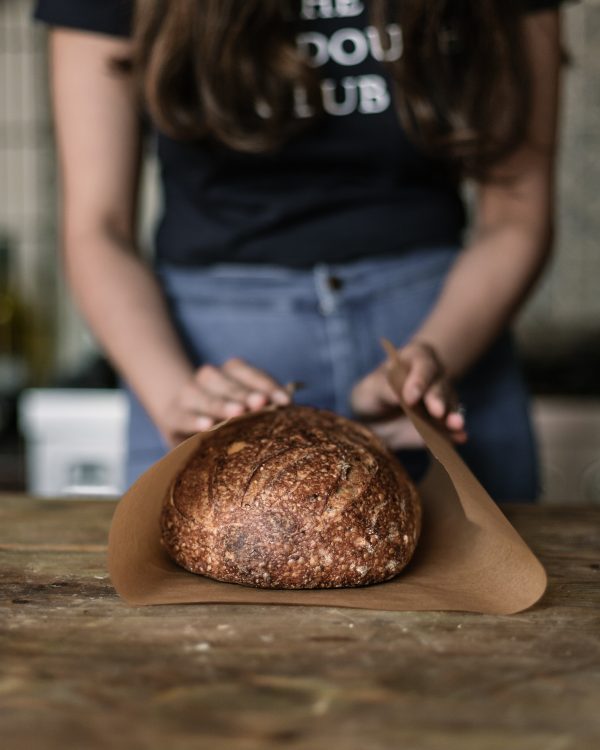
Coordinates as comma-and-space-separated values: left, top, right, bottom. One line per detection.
0, 0, 160, 382
517, 0, 600, 370
0, 0, 598, 500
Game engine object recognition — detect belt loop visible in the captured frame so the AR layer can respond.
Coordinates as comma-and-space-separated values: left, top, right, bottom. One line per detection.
314, 263, 337, 316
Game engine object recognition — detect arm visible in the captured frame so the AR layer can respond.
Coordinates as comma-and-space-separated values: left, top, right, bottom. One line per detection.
413, 9, 561, 380
352, 9, 561, 442
49, 29, 289, 445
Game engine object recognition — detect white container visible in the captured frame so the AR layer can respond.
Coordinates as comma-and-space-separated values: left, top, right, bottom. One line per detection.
19, 389, 128, 498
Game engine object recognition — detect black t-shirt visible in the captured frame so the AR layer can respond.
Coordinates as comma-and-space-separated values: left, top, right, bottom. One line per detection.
34, 0, 564, 268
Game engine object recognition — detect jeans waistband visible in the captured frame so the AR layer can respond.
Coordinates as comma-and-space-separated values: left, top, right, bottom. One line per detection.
157, 246, 458, 301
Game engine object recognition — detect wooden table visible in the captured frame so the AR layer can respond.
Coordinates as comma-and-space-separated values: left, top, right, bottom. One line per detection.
1, 495, 599, 750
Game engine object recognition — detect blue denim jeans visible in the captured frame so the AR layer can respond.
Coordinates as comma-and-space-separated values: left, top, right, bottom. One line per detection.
124, 247, 539, 501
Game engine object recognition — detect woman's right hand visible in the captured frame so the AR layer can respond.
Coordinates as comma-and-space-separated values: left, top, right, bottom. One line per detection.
157, 358, 292, 447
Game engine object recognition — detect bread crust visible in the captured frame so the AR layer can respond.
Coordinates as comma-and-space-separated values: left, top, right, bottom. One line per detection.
160, 405, 421, 589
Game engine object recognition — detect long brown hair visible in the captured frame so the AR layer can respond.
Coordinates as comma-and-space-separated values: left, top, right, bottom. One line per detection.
124, 0, 532, 176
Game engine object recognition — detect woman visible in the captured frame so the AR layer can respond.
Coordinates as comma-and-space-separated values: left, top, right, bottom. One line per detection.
35, 0, 563, 499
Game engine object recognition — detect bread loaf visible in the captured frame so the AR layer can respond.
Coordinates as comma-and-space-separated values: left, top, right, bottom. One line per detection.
160, 405, 421, 589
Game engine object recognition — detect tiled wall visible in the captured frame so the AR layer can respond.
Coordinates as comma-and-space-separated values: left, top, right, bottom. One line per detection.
0, 0, 60, 380
518, 0, 600, 349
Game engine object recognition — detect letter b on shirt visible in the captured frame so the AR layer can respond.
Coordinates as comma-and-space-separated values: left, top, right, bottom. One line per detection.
358, 75, 390, 114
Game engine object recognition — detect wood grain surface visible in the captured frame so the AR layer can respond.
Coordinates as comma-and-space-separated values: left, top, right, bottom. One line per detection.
1, 494, 599, 750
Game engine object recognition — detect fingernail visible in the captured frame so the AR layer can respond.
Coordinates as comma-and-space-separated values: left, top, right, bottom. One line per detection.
447, 412, 465, 429
247, 391, 267, 409
430, 396, 445, 415
405, 386, 420, 403
224, 401, 245, 416
196, 416, 214, 430
272, 389, 291, 405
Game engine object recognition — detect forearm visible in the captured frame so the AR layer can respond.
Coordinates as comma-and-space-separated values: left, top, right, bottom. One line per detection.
413, 222, 551, 380
414, 7, 560, 381
64, 228, 194, 425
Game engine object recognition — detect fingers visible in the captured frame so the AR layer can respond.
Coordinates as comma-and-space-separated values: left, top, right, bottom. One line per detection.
169, 359, 292, 435
400, 345, 441, 406
366, 417, 425, 451
158, 397, 219, 448
447, 407, 466, 431
350, 367, 400, 418
170, 410, 214, 442
423, 382, 447, 419
222, 358, 291, 406
179, 385, 241, 432
195, 364, 258, 409
423, 380, 455, 419
395, 341, 468, 442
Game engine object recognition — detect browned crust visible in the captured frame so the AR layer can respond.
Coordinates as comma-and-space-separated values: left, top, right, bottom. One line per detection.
160, 405, 421, 589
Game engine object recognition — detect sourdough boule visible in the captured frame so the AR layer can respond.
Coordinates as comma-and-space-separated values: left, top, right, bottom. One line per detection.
160, 405, 421, 589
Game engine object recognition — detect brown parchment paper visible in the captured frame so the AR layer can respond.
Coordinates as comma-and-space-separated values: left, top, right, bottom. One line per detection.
107, 340, 547, 614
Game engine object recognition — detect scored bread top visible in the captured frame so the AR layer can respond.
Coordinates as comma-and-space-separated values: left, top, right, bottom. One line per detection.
161, 405, 421, 589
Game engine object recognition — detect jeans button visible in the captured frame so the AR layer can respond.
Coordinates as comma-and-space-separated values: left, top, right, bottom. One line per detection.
327, 275, 343, 291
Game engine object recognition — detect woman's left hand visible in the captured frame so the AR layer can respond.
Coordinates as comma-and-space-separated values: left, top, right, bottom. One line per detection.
350, 340, 467, 450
